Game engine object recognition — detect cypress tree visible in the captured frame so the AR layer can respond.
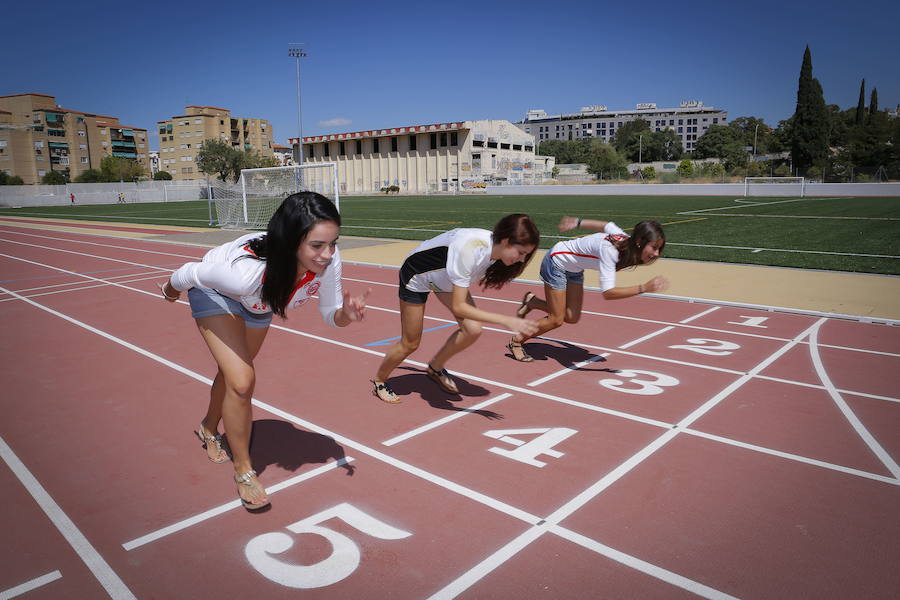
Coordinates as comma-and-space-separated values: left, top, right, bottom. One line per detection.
855, 79, 866, 126
791, 45, 829, 173
869, 88, 879, 117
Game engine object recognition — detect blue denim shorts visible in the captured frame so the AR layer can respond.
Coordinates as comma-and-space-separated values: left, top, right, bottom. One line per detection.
187, 287, 273, 328
539, 252, 585, 290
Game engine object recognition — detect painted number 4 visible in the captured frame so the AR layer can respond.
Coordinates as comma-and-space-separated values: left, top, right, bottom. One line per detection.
484, 428, 578, 467
245, 503, 412, 589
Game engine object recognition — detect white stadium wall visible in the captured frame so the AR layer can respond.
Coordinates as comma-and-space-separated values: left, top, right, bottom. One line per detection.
486, 183, 900, 196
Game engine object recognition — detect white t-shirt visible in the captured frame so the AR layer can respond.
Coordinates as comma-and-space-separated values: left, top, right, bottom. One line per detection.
548, 222, 627, 292
402, 228, 493, 293
170, 232, 343, 326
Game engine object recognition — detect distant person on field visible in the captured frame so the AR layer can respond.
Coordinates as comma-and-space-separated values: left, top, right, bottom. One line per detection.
371, 214, 540, 403
159, 192, 369, 511
118, 192, 126, 203
507, 217, 669, 362
70, 192, 75, 204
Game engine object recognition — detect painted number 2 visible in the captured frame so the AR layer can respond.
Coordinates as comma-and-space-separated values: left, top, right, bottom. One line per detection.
245, 503, 412, 589
598, 370, 680, 395
668, 338, 741, 356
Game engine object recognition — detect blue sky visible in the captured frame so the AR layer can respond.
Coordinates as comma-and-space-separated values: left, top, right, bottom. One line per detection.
4, 0, 898, 150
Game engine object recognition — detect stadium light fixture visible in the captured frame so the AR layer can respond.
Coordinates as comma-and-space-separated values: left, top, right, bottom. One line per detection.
288, 44, 307, 165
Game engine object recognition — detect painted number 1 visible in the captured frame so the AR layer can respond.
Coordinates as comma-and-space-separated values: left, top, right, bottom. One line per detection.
245, 503, 412, 589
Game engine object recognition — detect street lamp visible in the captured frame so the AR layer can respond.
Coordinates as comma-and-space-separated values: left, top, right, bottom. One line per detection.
638, 134, 643, 164
752, 123, 759, 162
288, 43, 307, 165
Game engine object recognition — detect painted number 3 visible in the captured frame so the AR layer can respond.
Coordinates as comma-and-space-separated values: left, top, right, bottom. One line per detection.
599, 370, 680, 395
245, 503, 412, 589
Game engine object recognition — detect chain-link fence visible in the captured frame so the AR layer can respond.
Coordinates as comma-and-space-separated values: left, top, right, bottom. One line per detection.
0, 180, 207, 207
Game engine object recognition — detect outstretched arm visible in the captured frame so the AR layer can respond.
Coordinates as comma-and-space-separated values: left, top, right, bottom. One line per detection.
447, 285, 538, 337
602, 275, 670, 300
334, 288, 371, 326
559, 216, 610, 233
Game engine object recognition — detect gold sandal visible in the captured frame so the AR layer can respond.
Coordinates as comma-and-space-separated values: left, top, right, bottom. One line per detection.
507, 339, 534, 362
371, 379, 401, 403
235, 470, 270, 510
426, 364, 459, 394
195, 423, 229, 463
516, 291, 536, 318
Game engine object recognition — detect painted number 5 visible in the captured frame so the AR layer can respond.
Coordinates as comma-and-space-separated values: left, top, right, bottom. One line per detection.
245, 503, 412, 589
599, 370, 680, 395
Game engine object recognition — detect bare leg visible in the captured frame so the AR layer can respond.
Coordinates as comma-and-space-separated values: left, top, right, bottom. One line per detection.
375, 300, 426, 382
195, 314, 269, 507
429, 292, 482, 370
514, 282, 583, 344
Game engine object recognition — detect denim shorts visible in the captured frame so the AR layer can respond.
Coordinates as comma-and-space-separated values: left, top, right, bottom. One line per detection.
539, 252, 585, 290
187, 287, 273, 328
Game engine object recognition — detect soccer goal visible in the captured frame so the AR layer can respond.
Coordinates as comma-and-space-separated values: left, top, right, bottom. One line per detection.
743, 176, 805, 198
212, 163, 339, 229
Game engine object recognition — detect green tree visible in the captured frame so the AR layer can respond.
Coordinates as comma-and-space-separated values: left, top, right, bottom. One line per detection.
7, 175, 24, 185
693, 125, 747, 170
855, 79, 866, 126
641, 166, 656, 180
100, 155, 144, 182
74, 169, 104, 183
41, 171, 67, 184
676, 159, 694, 178
611, 120, 651, 162
869, 88, 878, 116
196, 139, 238, 182
790, 45, 830, 173
583, 139, 628, 180
153, 170, 173, 180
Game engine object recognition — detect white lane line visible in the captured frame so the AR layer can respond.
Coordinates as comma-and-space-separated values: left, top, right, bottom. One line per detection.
526, 353, 610, 387
0, 238, 178, 272
552, 526, 741, 600
0, 433, 136, 600
808, 322, 900, 479
679, 306, 720, 324
0, 287, 542, 536
0, 571, 63, 600
618, 326, 674, 350
0, 229, 201, 259
123, 458, 356, 551
0, 275, 166, 303
755, 375, 900, 404
681, 428, 900, 486
382, 393, 512, 447
429, 320, 825, 598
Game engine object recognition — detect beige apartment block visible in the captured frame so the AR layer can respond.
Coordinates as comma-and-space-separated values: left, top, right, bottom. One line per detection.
157, 106, 274, 181
0, 93, 149, 185
291, 120, 553, 194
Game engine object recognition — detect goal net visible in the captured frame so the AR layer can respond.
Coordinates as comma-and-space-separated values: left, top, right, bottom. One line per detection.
212, 163, 339, 229
744, 177, 805, 197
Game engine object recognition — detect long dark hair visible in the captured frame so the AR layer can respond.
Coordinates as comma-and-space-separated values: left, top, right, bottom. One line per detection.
615, 220, 665, 271
244, 192, 340, 317
480, 214, 540, 289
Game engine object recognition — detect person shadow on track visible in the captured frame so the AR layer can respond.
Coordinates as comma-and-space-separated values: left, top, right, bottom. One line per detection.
390, 366, 504, 420
245, 419, 356, 478
507, 339, 619, 374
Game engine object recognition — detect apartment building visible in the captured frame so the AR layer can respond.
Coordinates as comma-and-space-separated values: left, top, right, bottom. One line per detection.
272, 143, 295, 166
0, 93, 150, 184
157, 106, 274, 181
292, 119, 552, 194
516, 101, 729, 153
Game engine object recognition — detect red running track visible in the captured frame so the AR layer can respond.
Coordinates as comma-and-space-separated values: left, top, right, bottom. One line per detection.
1, 223, 898, 599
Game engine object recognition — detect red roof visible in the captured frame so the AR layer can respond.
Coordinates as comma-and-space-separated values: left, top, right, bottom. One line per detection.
290, 121, 466, 144
0, 92, 56, 99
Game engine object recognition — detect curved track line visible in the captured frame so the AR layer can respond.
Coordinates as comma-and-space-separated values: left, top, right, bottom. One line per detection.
807, 322, 900, 479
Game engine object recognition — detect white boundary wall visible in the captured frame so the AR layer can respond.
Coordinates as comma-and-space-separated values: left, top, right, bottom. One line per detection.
486, 182, 900, 196
0, 181, 207, 207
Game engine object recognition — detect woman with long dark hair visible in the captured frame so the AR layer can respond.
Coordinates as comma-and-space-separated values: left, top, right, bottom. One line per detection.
507, 216, 669, 362
371, 214, 541, 403
159, 192, 369, 510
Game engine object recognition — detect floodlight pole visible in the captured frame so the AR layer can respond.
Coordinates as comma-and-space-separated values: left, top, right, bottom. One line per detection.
288, 44, 307, 165
753, 123, 759, 161
638, 134, 642, 164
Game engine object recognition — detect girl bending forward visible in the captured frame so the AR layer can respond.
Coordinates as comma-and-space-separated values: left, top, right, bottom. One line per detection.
508, 217, 669, 362
161, 192, 368, 510
372, 214, 541, 403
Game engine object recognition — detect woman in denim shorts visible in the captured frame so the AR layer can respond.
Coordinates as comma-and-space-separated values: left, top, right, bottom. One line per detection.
507, 216, 669, 362
159, 192, 369, 510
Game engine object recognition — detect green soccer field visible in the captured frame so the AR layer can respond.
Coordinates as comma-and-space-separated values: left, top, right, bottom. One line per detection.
3, 194, 899, 275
